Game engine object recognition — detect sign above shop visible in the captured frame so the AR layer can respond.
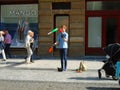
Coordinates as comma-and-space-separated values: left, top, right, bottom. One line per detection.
9, 9, 38, 16
1, 4, 38, 17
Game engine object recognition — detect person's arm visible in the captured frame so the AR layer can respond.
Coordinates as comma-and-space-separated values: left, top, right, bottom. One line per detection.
62, 33, 68, 42
4, 38, 8, 44
25, 36, 30, 47
53, 35, 59, 46
62, 37, 68, 42
54, 42, 59, 46
30, 38, 34, 43
4, 35, 9, 44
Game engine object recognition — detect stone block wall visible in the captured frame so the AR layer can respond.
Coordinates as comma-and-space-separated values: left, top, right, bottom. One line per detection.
38, 0, 85, 57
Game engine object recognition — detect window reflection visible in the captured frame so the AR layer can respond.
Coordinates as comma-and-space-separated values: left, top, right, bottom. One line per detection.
87, 1, 120, 10
88, 17, 102, 47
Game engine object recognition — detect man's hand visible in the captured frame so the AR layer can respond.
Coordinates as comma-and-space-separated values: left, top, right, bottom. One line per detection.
61, 34, 65, 38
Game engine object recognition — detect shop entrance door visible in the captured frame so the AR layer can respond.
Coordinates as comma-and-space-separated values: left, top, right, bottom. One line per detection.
105, 16, 120, 45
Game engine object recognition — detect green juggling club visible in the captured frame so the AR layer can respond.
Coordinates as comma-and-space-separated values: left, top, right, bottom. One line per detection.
48, 28, 58, 35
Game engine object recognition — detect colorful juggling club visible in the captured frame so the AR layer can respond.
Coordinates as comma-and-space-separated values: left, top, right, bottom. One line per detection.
48, 28, 58, 35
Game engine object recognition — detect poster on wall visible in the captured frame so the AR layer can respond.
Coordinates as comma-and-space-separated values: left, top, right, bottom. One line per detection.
1, 4, 38, 48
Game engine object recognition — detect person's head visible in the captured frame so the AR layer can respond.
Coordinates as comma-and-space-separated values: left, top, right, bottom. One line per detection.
4, 30, 9, 34
0, 31, 4, 36
28, 30, 34, 37
31, 32, 34, 37
61, 25, 67, 32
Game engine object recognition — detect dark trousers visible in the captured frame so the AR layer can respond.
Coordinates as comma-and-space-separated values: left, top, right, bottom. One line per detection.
5, 44, 12, 58
30, 43, 33, 62
59, 48, 68, 71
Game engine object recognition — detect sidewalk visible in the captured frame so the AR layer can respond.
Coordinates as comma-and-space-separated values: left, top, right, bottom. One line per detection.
0, 57, 118, 84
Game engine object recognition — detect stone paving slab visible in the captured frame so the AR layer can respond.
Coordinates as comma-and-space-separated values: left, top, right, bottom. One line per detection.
0, 58, 118, 84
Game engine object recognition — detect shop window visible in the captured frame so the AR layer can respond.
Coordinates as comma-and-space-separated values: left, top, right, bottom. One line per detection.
88, 17, 102, 47
52, 2, 71, 10
87, 1, 120, 10
1, 4, 38, 48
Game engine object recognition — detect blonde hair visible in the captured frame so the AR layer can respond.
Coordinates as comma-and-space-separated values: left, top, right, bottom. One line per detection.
0, 31, 4, 35
27, 30, 34, 37
28, 30, 32, 34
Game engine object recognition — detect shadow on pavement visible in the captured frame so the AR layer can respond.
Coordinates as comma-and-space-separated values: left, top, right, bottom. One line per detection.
8, 67, 57, 71
86, 87, 120, 90
0, 61, 25, 67
68, 77, 115, 81
0, 61, 58, 71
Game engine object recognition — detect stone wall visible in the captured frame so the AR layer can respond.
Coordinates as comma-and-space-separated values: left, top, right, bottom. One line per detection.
38, 0, 85, 57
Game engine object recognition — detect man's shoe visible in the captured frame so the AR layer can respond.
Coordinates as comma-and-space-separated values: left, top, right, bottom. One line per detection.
24, 57, 27, 59
31, 61, 34, 63
64, 69, 67, 71
2, 59, 6, 61
57, 67, 63, 72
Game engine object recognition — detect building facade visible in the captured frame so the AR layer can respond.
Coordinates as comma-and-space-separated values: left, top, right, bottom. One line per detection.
38, 0, 85, 57
1, 0, 120, 57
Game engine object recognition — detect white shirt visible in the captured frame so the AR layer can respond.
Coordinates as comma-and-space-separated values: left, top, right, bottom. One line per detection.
25, 35, 31, 48
0, 36, 4, 42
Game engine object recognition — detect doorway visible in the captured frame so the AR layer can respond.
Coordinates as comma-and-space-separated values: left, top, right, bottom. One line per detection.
53, 14, 69, 56
106, 17, 118, 45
